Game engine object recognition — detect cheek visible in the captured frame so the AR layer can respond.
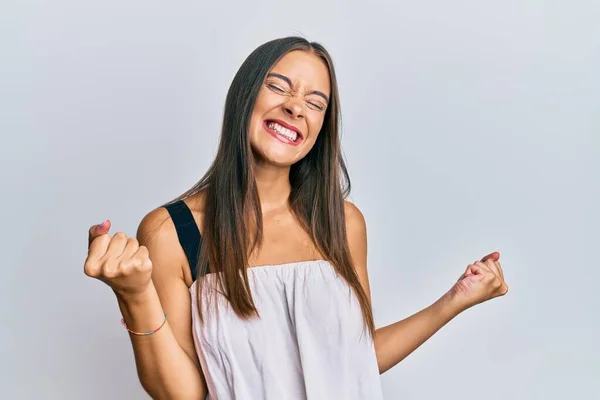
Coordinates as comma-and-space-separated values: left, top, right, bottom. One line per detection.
249, 108, 266, 140
249, 92, 274, 133
307, 118, 325, 142
249, 112, 262, 135
253, 89, 277, 115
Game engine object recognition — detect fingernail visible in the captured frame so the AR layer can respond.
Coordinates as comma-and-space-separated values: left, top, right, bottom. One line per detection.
97, 220, 107, 228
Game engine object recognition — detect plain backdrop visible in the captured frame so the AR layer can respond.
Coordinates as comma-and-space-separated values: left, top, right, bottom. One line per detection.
1, 0, 598, 399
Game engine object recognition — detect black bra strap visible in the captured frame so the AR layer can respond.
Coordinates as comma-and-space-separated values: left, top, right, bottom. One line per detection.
163, 200, 203, 280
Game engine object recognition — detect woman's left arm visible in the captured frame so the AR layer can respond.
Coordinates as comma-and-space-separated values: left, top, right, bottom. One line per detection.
344, 202, 509, 374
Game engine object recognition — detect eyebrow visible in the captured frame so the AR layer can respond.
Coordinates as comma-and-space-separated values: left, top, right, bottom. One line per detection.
266, 73, 330, 103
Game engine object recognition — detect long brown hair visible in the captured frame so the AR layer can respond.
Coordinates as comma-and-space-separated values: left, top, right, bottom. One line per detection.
166, 37, 375, 336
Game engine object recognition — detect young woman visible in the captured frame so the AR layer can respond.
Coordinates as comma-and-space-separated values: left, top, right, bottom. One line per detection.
84, 36, 508, 399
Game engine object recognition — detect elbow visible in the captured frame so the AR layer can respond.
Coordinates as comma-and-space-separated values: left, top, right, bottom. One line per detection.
138, 376, 205, 400
138, 375, 168, 400
137, 374, 178, 400
378, 363, 390, 375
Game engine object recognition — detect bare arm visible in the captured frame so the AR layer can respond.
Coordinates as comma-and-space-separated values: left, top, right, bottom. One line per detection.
344, 201, 507, 374
86, 209, 207, 399
371, 292, 462, 373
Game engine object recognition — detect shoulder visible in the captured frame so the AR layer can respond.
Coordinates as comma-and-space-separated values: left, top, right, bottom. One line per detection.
137, 191, 207, 244
136, 206, 175, 246
343, 200, 368, 262
136, 204, 187, 280
136, 193, 207, 282
344, 200, 367, 236
343, 201, 371, 295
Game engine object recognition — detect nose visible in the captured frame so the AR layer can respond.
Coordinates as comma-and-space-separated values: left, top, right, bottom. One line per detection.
283, 97, 304, 120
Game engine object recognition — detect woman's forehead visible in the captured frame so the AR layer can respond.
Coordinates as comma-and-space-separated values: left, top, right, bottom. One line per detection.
268, 51, 331, 95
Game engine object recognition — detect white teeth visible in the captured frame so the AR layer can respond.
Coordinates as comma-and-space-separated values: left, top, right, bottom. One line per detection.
267, 122, 298, 141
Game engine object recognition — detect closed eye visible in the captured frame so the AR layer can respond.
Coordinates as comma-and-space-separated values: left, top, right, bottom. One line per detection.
307, 101, 325, 111
267, 83, 286, 94
267, 82, 326, 111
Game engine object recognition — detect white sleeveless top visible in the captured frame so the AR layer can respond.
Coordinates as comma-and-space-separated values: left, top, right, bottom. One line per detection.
189, 260, 383, 399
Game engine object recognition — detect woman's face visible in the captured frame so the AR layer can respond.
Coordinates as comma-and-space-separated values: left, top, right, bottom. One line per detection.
248, 50, 331, 167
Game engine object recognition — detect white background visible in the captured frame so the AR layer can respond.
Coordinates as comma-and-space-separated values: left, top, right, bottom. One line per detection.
2, 0, 598, 398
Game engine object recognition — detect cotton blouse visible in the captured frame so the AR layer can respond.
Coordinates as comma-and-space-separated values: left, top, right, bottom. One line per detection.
164, 200, 383, 400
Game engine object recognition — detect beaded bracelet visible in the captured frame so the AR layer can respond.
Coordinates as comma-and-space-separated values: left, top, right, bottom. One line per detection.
121, 312, 167, 336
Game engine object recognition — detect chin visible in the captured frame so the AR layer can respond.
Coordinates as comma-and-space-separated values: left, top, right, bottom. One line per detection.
250, 141, 305, 169
254, 150, 300, 167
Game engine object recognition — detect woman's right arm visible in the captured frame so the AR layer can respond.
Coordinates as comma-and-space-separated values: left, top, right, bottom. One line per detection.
85, 208, 207, 400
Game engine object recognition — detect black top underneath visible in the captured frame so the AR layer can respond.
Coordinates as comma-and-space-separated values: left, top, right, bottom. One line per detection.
163, 200, 206, 280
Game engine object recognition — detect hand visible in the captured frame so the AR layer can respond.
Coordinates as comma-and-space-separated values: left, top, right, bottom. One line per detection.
84, 220, 153, 298
449, 251, 509, 311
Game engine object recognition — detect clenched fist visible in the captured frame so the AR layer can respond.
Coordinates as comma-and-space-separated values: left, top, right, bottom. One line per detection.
450, 251, 509, 310
84, 220, 153, 297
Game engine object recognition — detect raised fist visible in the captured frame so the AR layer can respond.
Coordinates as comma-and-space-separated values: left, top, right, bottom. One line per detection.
84, 220, 153, 297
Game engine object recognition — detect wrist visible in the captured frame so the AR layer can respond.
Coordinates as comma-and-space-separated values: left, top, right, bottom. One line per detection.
115, 282, 161, 318
437, 290, 469, 318
115, 282, 155, 307
115, 282, 165, 333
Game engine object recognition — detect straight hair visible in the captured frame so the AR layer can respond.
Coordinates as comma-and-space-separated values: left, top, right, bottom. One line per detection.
165, 36, 375, 336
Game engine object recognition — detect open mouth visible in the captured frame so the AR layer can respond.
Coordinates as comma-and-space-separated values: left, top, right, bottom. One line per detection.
263, 120, 303, 145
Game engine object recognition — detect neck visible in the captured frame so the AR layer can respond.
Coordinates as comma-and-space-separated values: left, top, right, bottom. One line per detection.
254, 160, 292, 213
